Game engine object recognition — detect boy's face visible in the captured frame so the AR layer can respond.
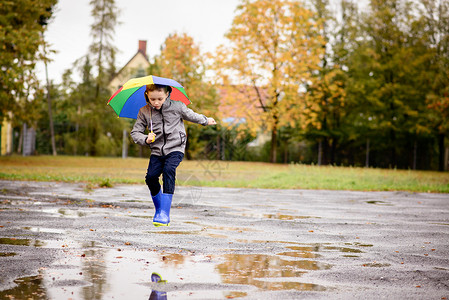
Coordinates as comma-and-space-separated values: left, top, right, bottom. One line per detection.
147, 89, 169, 110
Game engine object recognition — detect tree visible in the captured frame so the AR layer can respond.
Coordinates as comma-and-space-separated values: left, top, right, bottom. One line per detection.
89, 0, 120, 99
213, 0, 324, 163
340, 0, 431, 168
419, 0, 449, 171
299, 0, 350, 166
0, 0, 56, 120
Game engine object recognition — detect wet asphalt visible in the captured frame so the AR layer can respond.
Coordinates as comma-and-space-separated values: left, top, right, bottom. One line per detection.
0, 179, 448, 299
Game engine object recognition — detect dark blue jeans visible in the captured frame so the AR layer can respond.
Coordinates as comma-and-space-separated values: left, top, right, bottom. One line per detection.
145, 151, 184, 196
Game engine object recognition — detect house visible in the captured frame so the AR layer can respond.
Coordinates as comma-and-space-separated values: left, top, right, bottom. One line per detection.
218, 84, 270, 147
108, 40, 151, 92
1, 115, 13, 156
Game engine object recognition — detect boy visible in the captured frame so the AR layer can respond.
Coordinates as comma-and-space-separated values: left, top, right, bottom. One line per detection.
131, 84, 216, 226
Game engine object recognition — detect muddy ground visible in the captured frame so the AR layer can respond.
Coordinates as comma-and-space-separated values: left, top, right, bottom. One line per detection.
0, 180, 448, 299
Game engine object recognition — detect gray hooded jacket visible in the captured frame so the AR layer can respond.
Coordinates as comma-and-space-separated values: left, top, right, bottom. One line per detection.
130, 99, 208, 156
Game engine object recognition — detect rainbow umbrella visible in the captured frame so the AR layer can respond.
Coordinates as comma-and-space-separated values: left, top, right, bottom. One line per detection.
107, 75, 191, 119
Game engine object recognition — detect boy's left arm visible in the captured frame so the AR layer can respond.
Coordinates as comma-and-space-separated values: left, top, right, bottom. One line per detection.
181, 104, 216, 126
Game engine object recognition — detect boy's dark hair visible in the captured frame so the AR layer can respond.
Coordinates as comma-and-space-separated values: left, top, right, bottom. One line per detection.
145, 84, 172, 102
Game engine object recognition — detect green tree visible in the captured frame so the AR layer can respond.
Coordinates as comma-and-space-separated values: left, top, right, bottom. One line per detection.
341, 0, 431, 168
56, 0, 122, 156
0, 0, 56, 136
89, 0, 120, 99
419, 0, 449, 171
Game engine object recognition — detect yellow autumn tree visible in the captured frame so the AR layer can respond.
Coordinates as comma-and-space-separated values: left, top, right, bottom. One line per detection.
212, 0, 324, 162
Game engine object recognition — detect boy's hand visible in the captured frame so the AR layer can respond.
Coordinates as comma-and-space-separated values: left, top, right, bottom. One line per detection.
207, 117, 217, 125
146, 132, 156, 143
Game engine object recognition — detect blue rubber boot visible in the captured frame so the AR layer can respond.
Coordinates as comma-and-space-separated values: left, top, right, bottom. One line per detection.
149, 272, 167, 300
151, 190, 162, 209
153, 193, 172, 227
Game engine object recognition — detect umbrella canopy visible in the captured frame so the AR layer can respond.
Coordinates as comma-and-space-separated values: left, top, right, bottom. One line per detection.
107, 75, 191, 119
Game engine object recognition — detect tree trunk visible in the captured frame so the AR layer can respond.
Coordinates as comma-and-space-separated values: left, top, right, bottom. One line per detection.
122, 129, 128, 159
283, 142, 288, 164
17, 125, 23, 154
438, 133, 445, 171
365, 138, 370, 168
318, 140, 322, 166
330, 138, 336, 165
270, 122, 278, 163
390, 129, 397, 168
413, 140, 417, 170
45, 58, 57, 156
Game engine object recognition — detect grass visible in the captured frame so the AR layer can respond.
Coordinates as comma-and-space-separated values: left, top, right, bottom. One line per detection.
0, 155, 448, 193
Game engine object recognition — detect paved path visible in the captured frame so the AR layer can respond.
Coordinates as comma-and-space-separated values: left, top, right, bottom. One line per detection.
0, 180, 448, 299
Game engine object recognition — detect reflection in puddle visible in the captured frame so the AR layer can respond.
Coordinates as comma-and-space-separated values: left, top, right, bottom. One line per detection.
217, 253, 329, 291
363, 262, 391, 268
0, 275, 47, 299
151, 230, 228, 239
430, 223, 449, 226
227, 212, 321, 220
366, 200, 393, 206
0, 252, 16, 257
22, 227, 66, 234
0, 238, 97, 249
40, 208, 89, 218
1, 244, 330, 298
324, 246, 363, 253
346, 242, 373, 247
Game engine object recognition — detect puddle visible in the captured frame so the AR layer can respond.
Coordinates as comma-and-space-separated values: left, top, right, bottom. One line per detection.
227, 212, 320, 220
121, 200, 147, 203
218, 253, 329, 290
430, 223, 449, 226
0, 237, 97, 249
151, 230, 228, 239
0, 252, 16, 257
279, 245, 322, 259
0, 275, 47, 299
346, 242, 373, 247
21, 227, 67, 234
362, 262, 391, 268
40, 208, 90, 218
324, 246, 363, 253
0, 238, 37, 246
366, 200, 393, 206
1, 245, 329, 298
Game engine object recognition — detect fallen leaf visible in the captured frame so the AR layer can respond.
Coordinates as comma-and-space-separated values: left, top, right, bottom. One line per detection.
125, 242, 131, 246
309, 230, 314, 232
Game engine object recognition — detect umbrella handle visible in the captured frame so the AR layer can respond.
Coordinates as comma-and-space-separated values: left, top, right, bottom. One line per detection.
150, 130, 155, 143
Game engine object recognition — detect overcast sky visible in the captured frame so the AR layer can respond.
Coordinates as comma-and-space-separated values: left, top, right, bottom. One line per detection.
38, 0, 370, 84
38, 0, 241, 83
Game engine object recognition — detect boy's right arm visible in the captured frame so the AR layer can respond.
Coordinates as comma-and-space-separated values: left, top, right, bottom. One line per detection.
130, 110, 150, 146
